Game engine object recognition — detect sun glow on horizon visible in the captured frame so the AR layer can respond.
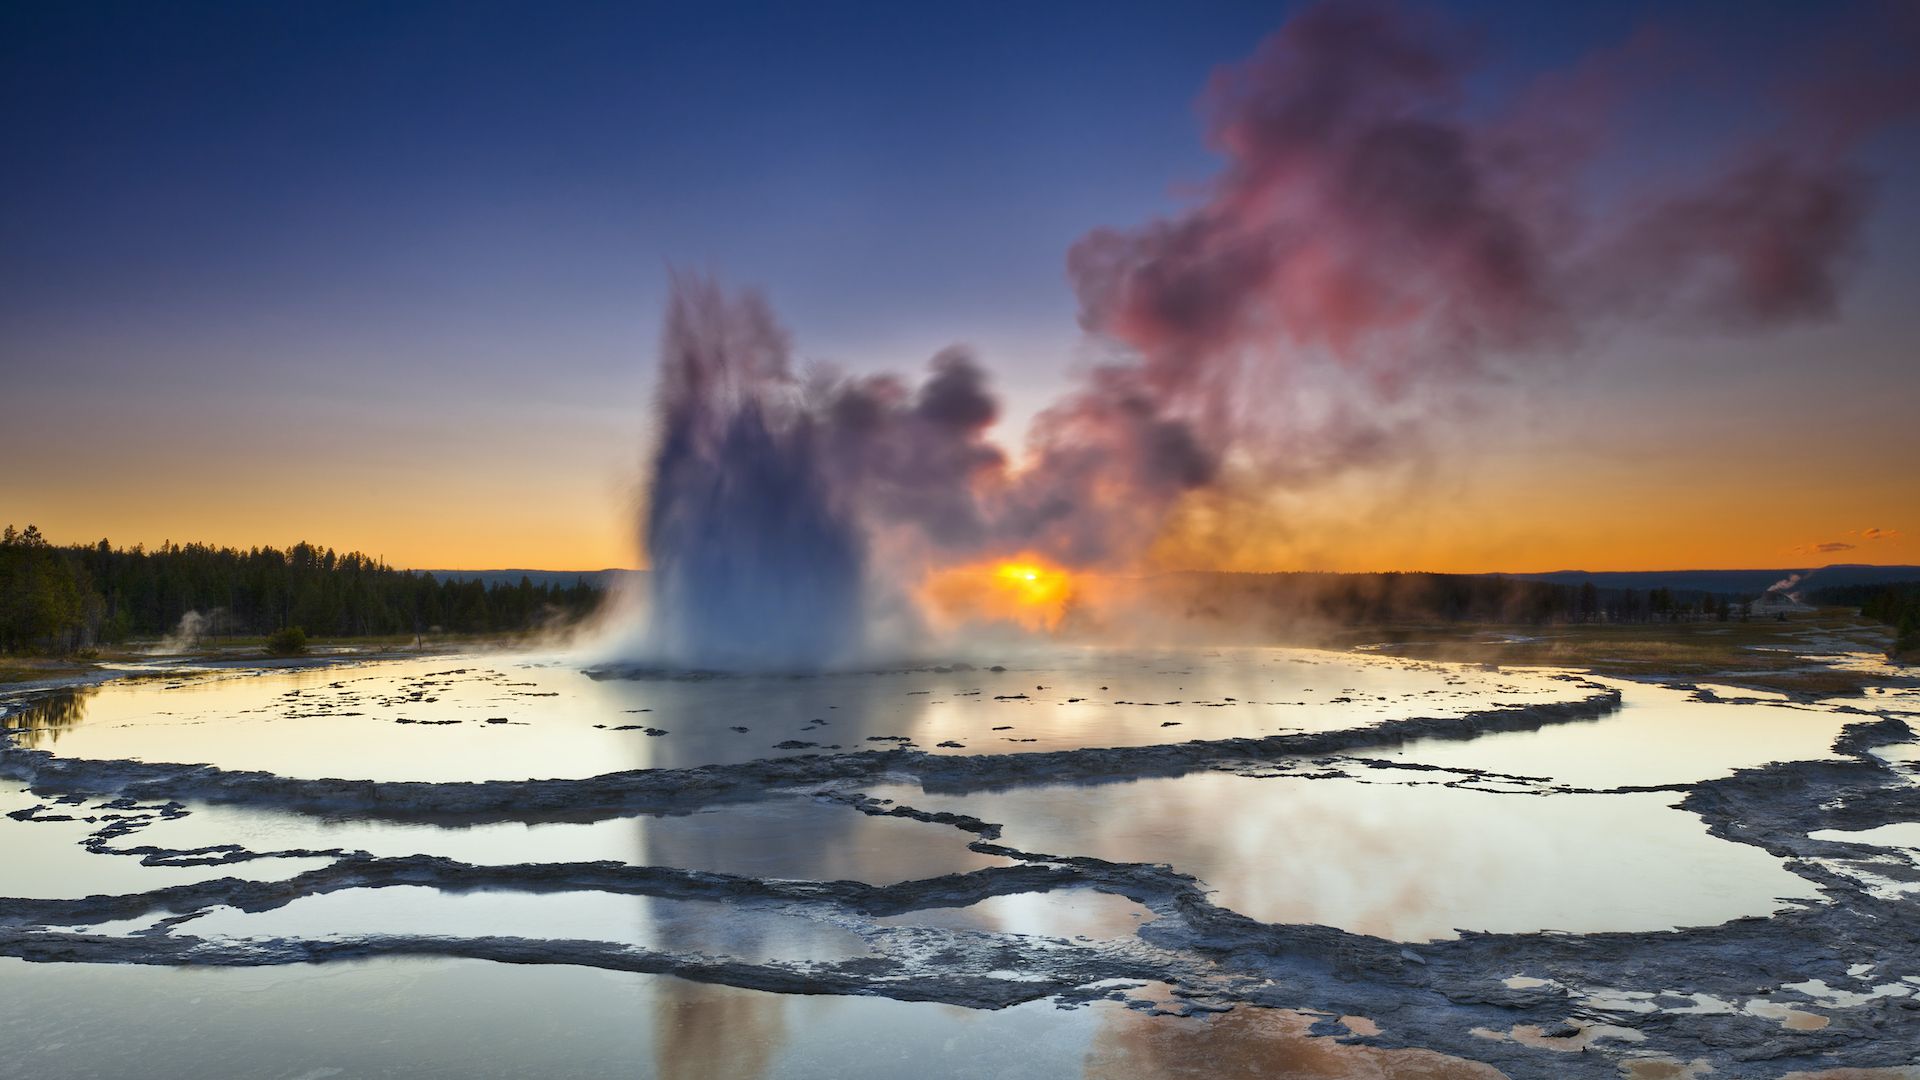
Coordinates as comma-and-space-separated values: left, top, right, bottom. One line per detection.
922, 555, 1078, 632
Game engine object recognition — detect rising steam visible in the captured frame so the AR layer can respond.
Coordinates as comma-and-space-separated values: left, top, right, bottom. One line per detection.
147, 610, 211, 656
636, 0, 1915, 670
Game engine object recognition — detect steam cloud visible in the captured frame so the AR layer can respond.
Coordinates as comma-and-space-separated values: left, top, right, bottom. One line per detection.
148, 610, 210, 656
639, 1, 1915, 669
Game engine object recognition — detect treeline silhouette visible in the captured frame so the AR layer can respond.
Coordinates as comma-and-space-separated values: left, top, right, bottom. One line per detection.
0, 525, 604, 654
1159, 571, 1747, 627
1806, 581, 1920, 657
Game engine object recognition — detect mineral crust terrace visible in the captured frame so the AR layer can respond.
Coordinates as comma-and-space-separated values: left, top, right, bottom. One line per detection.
3, 670, 1918, 1078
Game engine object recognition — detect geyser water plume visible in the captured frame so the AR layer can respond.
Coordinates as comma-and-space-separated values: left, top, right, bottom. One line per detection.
643, 279, 867, 670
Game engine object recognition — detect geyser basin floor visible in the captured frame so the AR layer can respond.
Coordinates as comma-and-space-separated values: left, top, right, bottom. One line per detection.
3, 645, 1917, 1079
0, 781, 334, 898
3, 648, 1594, 781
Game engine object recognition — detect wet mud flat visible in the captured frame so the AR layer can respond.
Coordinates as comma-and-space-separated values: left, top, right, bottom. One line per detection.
1, 648, 1918, 1078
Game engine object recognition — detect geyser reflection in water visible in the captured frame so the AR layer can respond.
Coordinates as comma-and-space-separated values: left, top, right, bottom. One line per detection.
0, 957, 1510, 1080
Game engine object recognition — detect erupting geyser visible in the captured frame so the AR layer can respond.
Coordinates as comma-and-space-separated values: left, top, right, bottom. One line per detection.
644, 280, 868, 670
634, 270, 1213, 671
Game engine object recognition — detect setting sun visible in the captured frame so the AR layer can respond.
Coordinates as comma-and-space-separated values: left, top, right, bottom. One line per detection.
922, 556, 1077, 631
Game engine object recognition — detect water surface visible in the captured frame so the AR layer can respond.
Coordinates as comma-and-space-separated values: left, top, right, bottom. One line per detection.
5, 648, 1591, 781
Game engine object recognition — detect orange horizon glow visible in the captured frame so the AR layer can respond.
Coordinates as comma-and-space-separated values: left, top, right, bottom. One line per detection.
3, 501, 1915, 578
6, 421, 1914, 575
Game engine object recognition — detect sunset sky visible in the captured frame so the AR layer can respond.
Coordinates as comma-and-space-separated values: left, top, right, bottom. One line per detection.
4, 1, 1915, 573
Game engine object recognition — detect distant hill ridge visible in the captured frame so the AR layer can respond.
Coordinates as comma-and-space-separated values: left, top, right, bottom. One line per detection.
1506, 564, 1920, 596
422, 569, 643, 590
423, 564, 1920, 598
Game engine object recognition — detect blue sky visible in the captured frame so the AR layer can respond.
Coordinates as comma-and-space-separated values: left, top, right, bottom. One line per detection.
3, 1, 1914, 570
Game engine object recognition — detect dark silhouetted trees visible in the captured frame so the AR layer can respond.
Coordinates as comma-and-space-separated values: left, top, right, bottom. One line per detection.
0, 526, 101, 653
1160, 571, 1750, 629
0, 526, 605, 654
1807, 581, 1920, 659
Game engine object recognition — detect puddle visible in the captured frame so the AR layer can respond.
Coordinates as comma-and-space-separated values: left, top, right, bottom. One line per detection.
873, 888, 1154, 940
1352, 679, 1852, 788
872, 771, 1822, 940
1747, 1000, 1832, 1030
0, 783, 332, 898
86, 795, 1008, 885
175, 887, 870, 963
1812, 822, 1920, 850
